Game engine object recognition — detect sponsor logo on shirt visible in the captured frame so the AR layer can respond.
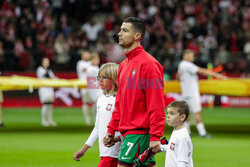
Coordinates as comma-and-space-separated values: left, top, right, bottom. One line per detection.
170, 142, 175, 151
106, 104, 113, 111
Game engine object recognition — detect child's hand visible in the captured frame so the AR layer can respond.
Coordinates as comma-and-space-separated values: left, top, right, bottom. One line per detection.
73, 150, 84, 161
73, 144, 90, 161
103, 133, 115, 147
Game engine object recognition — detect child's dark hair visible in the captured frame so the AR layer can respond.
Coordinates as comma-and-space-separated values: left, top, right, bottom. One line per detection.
123, 17, 145, 38
168, 101, 189, 121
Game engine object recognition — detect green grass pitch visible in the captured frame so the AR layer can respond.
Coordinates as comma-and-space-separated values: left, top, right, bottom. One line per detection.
0, 107, 250, 167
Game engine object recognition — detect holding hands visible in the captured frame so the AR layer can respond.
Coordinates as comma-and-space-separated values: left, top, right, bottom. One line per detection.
103, 133, 121, 147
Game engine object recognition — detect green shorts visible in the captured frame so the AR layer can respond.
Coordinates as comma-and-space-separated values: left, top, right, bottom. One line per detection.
118, 134, 155, 166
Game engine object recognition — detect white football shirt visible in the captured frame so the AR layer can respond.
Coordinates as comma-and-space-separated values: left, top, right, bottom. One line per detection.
36, 66, 55, 103
85, 95, 121, 158
37, 66, 55, 79
178, 60, 200, 97
76, 60, 91, 80
86, 65, 103, 102
164, 128, 193, 167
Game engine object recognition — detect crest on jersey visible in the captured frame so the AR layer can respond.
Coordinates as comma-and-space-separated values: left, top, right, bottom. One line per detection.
170, 142, 175, 151
132, 69, 136, 77
106, 104, 113, 111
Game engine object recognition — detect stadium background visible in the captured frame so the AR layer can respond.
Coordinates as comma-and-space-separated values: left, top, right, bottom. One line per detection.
0, 0, 250, 167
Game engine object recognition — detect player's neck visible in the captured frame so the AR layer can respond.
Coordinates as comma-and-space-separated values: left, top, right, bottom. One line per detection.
174, 123, 184, 130
124, 42, 141, 53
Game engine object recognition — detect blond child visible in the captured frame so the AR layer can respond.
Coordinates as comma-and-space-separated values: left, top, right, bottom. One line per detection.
74, 63, 122, 167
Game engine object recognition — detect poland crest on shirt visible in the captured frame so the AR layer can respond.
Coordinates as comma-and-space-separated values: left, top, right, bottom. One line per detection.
106, 104, 113, 111
170, 142, 175, 151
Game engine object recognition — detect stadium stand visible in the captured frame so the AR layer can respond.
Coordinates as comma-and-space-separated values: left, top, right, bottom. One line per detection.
0, 0, 249, 77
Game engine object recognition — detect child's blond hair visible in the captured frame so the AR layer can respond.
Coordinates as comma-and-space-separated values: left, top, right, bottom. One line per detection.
98, 63, 119, 96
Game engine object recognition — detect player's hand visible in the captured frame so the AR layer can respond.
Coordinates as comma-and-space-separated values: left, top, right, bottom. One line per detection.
103, 133, 114, 147
217, 74, 228, 80
149, 141, 161, 153
73, 150, 84, 161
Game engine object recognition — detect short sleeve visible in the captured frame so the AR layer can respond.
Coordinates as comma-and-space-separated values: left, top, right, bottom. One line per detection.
186, 62, 199, 74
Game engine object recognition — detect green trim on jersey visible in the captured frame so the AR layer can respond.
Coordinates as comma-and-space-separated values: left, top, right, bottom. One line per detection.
118, 134, 155, 166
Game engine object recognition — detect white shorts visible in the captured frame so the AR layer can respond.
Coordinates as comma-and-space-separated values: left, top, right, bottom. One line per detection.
81, 88, 103, 103
182, 95, 201, 113
80, 89, 90, 103
87, 88, 103, 102
38, 87, 54, 103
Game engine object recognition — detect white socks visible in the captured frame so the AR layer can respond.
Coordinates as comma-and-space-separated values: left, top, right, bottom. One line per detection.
196, 122, 207, 136
184, 121, 191, 134
41, 104, 56, 126
47, 104, 56, 126
185, 121, 207, 136
41, 105, 48, 125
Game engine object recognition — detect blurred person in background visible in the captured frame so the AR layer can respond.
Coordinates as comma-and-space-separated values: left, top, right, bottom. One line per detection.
54, 33, 70, 70
76, 50, 92, 125
81, 19, 102, 49
85, 52, 103, 123
37, 57, 57, 127
177, 49, 227, 138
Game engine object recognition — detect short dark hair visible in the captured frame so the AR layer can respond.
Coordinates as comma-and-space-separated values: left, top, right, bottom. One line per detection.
168, 101, 189, 121
123, 17, 145, 38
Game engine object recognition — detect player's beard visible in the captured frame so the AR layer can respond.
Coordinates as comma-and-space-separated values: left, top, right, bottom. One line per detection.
119, 40, 134, 49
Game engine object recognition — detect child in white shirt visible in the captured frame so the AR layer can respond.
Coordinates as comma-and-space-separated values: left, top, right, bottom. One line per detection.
74, 63, 122, 167
161, 101, 193, 167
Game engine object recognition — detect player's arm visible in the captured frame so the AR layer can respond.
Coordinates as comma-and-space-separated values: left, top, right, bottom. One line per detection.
197, 68, 227, 79
144, 62, 165, 152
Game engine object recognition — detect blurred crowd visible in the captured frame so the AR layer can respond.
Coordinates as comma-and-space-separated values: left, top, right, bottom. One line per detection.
0, 0, 249, 76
